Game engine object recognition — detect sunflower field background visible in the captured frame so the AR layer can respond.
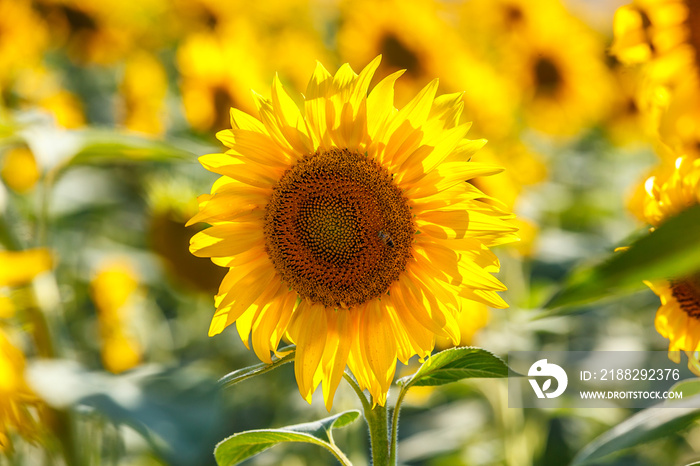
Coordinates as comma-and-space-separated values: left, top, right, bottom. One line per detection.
2, 0, 700, 465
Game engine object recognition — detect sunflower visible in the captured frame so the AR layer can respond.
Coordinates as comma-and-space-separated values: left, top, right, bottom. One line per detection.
657, 77, 700, 158
119, 52, 168, 135
455, 0, 570, 57
612, 0, 700, 84
1, 147, 40, 193
498, 10, 612, 136
177, 25, 267, 133
0, 0, 46, 84
337, 0, 518, 139
603, 62, 655, 147
0, 329, 39, 453
642, 155, 700, 372
0, 248, 52, 452
189, 57, 518, 408
90, 259, 143, 374
611, 0, 700, 159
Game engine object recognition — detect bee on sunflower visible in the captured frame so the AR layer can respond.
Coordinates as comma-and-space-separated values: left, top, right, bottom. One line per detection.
189, 57, 518, 409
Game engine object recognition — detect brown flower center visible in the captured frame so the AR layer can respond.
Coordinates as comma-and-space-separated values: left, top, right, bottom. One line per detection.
685, 0, 700, 70
534, 56, 563, 96
263, 148, 414, 308
380, 33, 423, 76
503, 4, 524, 25
671, 275, 700, 318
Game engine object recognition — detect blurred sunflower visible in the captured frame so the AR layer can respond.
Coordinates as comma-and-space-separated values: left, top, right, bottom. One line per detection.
0, 248, 52, 452
604, 62, 654, 146
147, 176, 226, 294
657, 78, 700, 158
612, 0, 700, 84
0, 329, 40, 453
1, 147, 40, 193
642, 155, 700, 373
501, 13, 612, 135
12, 66, 85, 129
90, 260, 142, 374
0, 250, 52, 288
189, 57, 518, 408
337, 0, 518, 139
613, 1, 700, 157
176, 24, 267, 133
119, 52, 168, 135
455, 0, 569, 57
0, 0, 47, 84
35, 0, 165, 65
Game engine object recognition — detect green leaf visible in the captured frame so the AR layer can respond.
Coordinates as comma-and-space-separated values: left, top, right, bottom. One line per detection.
670, 379, 700, 399
27, 360, 226, 466
214, 410, 360, 466
218, 346, 295, 389
544, 204, 700, 311
571, 395, 700, 465
397, 347, 510, 388
67, 130, 199, 165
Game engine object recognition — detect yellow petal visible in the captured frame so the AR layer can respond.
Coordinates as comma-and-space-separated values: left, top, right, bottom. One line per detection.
288, 301, 328, 402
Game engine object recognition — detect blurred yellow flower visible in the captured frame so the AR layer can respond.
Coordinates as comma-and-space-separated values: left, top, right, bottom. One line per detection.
1, 147, 40, 193
120, 52, 168, 135
189, 57, 518, 408
642, 156, 700, 373
456, 0, 570, 57
177, 26, 267, 132
90, 260, 142, 374
0, 248, 52, 453
457, 0, 613, 136
504, 14, 612, 135
0, 250, 52, 288
604, 63, 655, 146
147, 177, 226, 293
0, 0, 47, 83
37, 90, 85, 129
337, 0, 519, 139
612, 0, 699, 85
36, 0, 165, 65
658, 78, 700, 158
613, 1, 700, 156
0, 329, 40, 453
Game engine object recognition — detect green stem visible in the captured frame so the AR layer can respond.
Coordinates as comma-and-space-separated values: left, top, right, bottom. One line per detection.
343, 372, 371, 413
31, 165, 79, 465
388, 387, 408, 465
365, 402, 389, 466
37, 166, 60, 247
325, 443, 354, 466
342, 373, 390, 465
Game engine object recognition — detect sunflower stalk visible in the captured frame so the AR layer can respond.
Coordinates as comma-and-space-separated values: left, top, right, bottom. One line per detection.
343, 372, 392, 465
388, 387, 408, 465
365, 402, 390, 466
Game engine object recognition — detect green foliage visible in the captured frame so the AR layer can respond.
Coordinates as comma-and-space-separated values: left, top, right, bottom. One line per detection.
218, 346, 295, 389
67, 129, 198, 166
571, 394, 700, 465
214, 411, 360, 466
397, 347, 511, 388
28, 361, 225, 466
545, 204, 700, 312
670, 379, 700, 399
